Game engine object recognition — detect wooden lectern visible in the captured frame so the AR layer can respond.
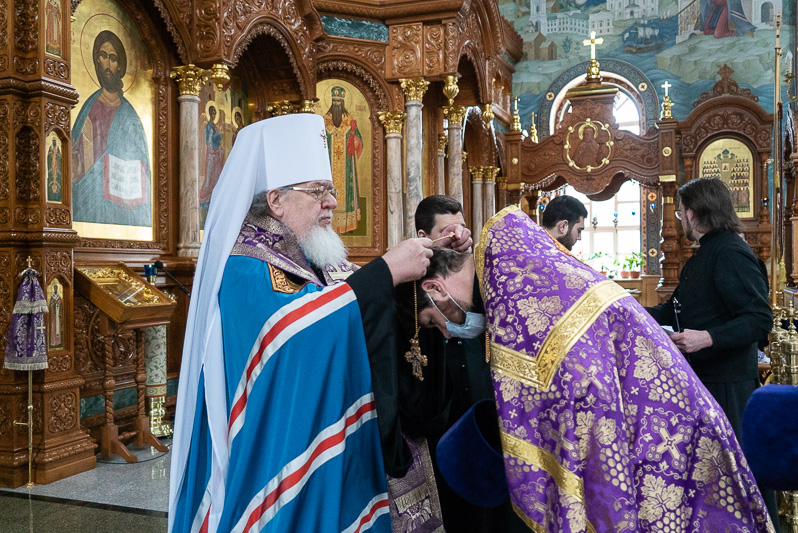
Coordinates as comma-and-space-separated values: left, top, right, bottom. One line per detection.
74, 263, 176, 462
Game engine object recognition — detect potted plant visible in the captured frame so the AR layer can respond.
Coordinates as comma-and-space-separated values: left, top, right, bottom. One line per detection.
623, 252, 645, 279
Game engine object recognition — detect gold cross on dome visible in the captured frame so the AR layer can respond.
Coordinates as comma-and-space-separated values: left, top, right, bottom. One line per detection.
661, 81, 672, 98
404, 332, 428, 381
582, 31, 604, 60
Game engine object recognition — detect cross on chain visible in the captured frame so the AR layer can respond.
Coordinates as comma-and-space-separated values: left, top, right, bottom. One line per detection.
404, 333, 428, 381
661, 81, 672, 98
582, 31, 604, 60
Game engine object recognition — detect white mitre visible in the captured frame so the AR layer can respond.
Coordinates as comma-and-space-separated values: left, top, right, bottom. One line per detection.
168, 112, 332, 532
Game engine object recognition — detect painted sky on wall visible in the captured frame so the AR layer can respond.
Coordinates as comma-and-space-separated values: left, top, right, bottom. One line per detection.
498, 0, 795, 134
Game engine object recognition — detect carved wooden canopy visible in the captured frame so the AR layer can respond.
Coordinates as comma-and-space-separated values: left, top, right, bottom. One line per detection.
507, 80, 665, 200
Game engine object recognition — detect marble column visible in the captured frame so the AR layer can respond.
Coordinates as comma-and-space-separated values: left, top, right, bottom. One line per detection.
379, 111, 407, 248
444, 105, 468, 205
437, 133, 447, 196
470, 166, 484, 244
483, 166, 499, 224
400, 78, 430, 238
171, 65, 208, 258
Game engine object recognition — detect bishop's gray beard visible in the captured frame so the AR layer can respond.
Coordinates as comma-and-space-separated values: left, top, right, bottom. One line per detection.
299, 224, 348, 269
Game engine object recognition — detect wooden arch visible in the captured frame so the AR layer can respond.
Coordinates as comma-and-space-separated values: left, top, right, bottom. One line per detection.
504, 73, 680, 301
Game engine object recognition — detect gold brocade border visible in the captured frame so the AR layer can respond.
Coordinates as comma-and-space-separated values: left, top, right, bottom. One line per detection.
491, 342, 545, 389
501, 431, 585, 503
475, 204, 521, 290
535, 280, 629, 389
512, 503, 547, 533
503, 433, 597, 533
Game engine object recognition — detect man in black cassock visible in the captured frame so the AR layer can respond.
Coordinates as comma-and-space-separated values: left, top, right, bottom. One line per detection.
396, 195, 526, 533
645, 177, 778, 531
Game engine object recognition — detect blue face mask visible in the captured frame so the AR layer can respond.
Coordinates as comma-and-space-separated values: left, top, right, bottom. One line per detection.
427, 293, 487, 339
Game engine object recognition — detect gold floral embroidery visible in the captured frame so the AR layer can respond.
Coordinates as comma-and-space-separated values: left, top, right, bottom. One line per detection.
632, 336, 674, 381
517, 296, 563, 336
639, 474, 684, 522
268, 264, 308, 294
555, 261, 594, 289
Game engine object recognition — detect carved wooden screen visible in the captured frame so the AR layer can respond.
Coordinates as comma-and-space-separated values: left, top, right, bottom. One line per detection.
678, 65, 773, 266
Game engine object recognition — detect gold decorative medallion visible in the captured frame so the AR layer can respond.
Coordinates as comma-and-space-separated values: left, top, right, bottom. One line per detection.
268, 264, 308, 294
563, 119, 613, 173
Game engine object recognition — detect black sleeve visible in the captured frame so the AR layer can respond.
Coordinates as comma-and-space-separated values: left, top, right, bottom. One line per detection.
705, 248, 772, 351
645, 286, 678, 326
347, 258, 412, 478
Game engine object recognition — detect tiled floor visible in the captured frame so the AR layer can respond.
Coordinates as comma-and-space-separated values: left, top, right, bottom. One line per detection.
0, 440, 169, 533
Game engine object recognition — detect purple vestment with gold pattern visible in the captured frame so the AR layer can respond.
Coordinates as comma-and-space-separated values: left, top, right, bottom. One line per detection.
475, 206, 773, 533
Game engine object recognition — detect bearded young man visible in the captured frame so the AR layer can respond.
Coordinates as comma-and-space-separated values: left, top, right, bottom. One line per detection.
400, 207, 774, 532
169, 114, 433, 533
540, 194, 587, 251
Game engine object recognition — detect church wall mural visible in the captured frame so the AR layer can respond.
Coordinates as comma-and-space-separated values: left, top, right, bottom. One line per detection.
315, 79, 374, 248
499, 0, 795, 131
197, 77, 252, 229
70, 0, 155, 241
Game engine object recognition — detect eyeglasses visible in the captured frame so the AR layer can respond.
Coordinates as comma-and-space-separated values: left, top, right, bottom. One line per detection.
288, 185, 338, 202
674, 209, 681, 220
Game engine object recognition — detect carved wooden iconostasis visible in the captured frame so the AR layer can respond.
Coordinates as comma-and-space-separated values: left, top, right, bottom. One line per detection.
502, 66, 680, 303
678, 65, 773, 269
0, 0, 520, 486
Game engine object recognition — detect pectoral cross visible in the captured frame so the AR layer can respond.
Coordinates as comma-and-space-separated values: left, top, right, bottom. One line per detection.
404, 331, 428, 381
582, 31, 603, 60
661, 81, 672, 98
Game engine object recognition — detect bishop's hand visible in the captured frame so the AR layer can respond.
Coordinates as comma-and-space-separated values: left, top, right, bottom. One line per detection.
382, 238, 433, 286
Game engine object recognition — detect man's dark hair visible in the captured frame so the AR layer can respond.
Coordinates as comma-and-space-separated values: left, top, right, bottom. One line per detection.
540, 195, 587, 229
395, 247, 469, 328
678, 177, 741, 233
93, 30, 126, 93
415, 195, 463, 234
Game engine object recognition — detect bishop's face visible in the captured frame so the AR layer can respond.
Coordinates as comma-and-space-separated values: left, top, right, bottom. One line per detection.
279, 180, 337, 240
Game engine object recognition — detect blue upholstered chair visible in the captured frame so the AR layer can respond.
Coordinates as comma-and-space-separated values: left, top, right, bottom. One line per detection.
741, 385, 798, 491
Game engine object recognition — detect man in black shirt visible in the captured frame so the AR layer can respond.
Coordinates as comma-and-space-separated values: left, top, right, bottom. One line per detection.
398, 195, 525, 533
646, 177, 778, 530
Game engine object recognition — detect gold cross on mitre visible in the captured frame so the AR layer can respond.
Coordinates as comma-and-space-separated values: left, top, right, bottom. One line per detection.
582, 31, 603, 60
661, 81, 672, 98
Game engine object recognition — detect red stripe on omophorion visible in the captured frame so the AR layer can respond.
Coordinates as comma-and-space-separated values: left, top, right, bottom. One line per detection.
228, 284, 352, 430
354, 498, 390, 533
198, 507, 210, 533
241, 401, 376, 532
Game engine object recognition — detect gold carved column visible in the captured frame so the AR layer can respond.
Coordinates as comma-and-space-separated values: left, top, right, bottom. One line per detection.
0, 0, 96, 487
379, 111, 407, 248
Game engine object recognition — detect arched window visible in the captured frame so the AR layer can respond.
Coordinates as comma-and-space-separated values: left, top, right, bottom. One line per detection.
761, 2, 773, 24
550, 74, 645, 275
